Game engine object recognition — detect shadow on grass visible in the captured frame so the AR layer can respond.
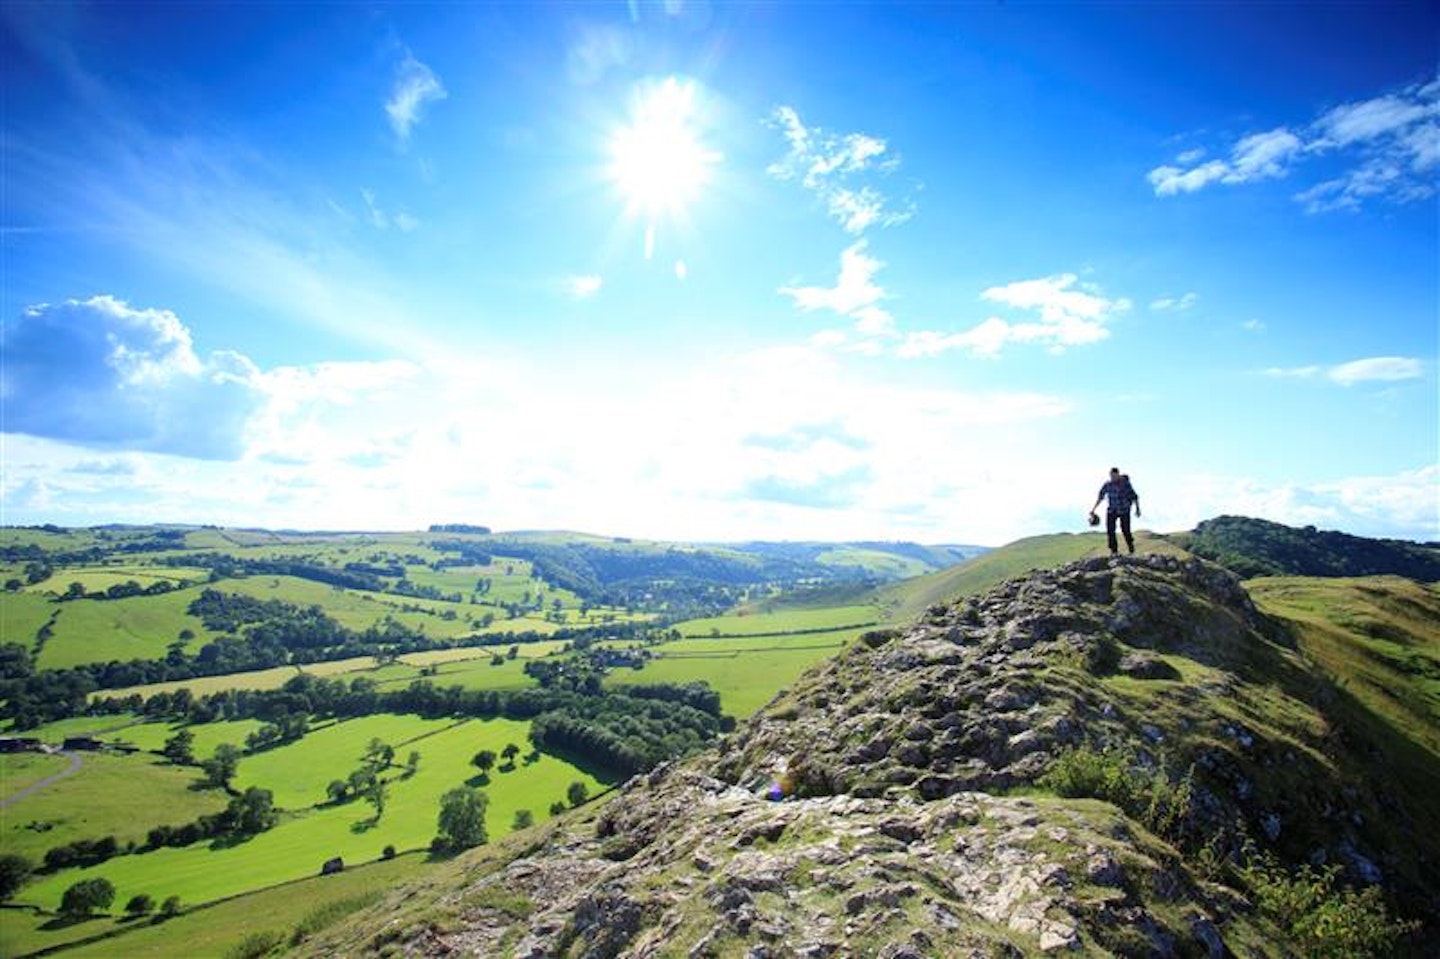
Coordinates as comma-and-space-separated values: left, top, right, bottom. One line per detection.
38, 913, 108, 932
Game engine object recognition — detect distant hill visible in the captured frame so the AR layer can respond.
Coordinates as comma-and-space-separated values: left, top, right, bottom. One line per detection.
874, 528, 1186, 624
1170, 515, 1440, 581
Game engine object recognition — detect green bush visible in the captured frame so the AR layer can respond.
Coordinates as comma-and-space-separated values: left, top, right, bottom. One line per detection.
1239, 855, 1418, 958
1039, 745, 1192, 841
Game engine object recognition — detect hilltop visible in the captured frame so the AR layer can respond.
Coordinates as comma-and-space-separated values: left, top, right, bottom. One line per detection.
1172, 515, 1440, 581
298, 554, 1438, 957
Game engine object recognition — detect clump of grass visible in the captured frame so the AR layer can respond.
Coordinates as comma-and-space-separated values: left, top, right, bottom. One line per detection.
223, 929, 285, 959
1239, 852, 1419, 958
288, 891, 382, 945
1039, 745, 1193, 842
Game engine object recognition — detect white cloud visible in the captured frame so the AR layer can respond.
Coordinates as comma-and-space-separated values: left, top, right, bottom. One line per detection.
565, 274, 604, 300
1151, 74, 1440, 212
0, 297, 262, 459
778, 241, 886, 315
1150, 292, 1199, 312
1170, 465, 1439, 541
1241, 318, 1267, 333
767, 107, 913, 234
1327, 356, 1424, 386
386, 53, 447, 142
1263, 355, 1423, 385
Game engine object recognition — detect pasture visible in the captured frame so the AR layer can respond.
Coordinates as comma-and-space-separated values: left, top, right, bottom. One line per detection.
14, 716, 610, 915
0, 852, 426, 959
2, 751, 229, 862
30, 587, 213, 671
610, 627, 864, 717
673, 604, 877, 637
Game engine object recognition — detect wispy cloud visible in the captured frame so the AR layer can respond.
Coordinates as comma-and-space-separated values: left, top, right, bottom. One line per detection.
565, 274, 604, 300
767, 107, 914, 234
386, 53, 447, 143
1150, 292, 1199, 312
1263, 355, 1424, 385
1150, 74, 1439, 212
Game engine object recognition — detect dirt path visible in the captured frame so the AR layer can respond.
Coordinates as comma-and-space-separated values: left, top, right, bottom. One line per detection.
1, 750, 83, 808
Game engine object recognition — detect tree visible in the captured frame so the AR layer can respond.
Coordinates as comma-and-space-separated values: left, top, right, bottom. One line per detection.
60, 878, 116, 918
549, 800, 567, 816
364, 778, 389, 820
512, 809, 534, 830
0, 854, 31, 901
161, 729, 195, 764
200, 743, 241, 788
124, 893, 155, 917
326, 779, 349, 804
365, 737, 394, 768
159, 895, 182, 918
501, 742, 521, 765
227, 787, 279, 835
435, 787, 488, 851
471, 749, 496, 775
567, 781, 589, 808
404, 751, 421, 776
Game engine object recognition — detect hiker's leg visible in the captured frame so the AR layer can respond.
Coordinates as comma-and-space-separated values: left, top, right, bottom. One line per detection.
1106, 512, 1119, 553
1121, 512, 1134, 553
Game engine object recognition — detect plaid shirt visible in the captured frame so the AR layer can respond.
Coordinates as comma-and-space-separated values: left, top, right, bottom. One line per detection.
1099, 479, 1137, 514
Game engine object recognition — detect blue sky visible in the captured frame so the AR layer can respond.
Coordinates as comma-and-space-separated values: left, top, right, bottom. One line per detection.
2, 1, 1436, 544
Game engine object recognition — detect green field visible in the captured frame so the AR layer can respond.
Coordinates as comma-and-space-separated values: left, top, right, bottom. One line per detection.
0, 591, 61, 653
1, 752, 74, 802
610, 627, 865, 717
2, 751, 229, 862
106, 718, 266, 757
8, 714, 142, 744
13, 716, 609, 915
0, 850, 428, 959
25, 566, 209, 596
31, 587, 214, 670
673, 604, 878, 637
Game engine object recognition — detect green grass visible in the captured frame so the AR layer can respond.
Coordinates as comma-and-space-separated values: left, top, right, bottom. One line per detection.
610, 629, 864, 717
232, 714, 457, 808
13, 717, 610, 915
0, 590, 59, 652
813, 547, 933, 579
26, 566, 209, 596
13, 713, 142, 745
33, 587, 214, 670
0, 850, 427, 959
1, 752, 74, 802
2, 751, 229, 862
107, 719, 267, 757
672, 605, 878, 637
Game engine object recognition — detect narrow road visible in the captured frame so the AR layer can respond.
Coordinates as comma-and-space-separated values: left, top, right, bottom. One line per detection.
1, 750, 83, 809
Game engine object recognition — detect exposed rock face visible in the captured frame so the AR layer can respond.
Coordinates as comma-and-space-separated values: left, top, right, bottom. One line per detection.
305, 555, 1432, 957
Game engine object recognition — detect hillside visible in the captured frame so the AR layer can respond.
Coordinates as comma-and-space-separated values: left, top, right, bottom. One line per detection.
1172, 515, 1440, 581
299, 555, 1436, 957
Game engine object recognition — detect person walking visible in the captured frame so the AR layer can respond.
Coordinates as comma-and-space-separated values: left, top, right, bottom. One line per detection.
1090, 467, 1140, 554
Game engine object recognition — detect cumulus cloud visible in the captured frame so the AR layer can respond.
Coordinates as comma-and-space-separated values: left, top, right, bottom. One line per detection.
1263, 355, 1424, 386
1151, 74, 1439, 212
767, 106, 913, 234
0, 297, 262, 459
778, 242, 886, 315
386, 53, 447, 142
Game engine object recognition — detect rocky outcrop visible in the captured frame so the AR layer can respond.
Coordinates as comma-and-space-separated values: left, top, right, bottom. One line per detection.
303, 555, 1432, 957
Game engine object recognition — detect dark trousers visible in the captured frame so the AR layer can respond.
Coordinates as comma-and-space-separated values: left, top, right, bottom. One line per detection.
1107, 510, 1134, 553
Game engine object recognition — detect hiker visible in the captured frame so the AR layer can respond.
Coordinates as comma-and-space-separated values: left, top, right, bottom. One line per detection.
1090, 467, 1140, 554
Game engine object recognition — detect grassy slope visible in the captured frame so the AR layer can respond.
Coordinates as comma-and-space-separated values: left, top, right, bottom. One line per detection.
672, 605, 878, 636
876, 530, 1186, 625
2, 752, 230, 862
0, 850, 427, 959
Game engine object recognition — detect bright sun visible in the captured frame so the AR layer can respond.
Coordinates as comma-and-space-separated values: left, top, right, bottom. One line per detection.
608, 77, 719, 255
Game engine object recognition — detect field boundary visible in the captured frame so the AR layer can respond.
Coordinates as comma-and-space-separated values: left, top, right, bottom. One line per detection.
675, 622, 877, 639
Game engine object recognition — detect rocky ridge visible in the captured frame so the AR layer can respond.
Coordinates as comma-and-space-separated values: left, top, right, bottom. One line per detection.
303, 555, 1432, 957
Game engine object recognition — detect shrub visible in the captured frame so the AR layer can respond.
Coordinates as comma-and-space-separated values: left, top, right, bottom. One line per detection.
124, 893, 155, 916
1040, 745, 1193, 842
1239, 854, 1419, 958
0, 854, 31, 901
381, 844, 397, 860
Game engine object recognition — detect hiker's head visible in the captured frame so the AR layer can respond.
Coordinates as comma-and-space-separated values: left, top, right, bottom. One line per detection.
1109, 467, 1120, 480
